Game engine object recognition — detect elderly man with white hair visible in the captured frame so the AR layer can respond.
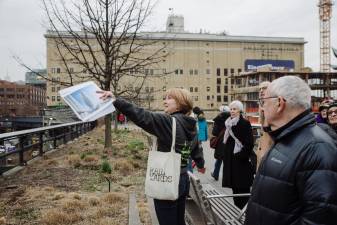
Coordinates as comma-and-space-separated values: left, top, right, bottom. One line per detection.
245, 76, 337, 225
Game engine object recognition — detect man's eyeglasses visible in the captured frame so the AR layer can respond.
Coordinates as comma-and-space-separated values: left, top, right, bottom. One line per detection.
327, 109, 337, 116
258, 96, 279, 106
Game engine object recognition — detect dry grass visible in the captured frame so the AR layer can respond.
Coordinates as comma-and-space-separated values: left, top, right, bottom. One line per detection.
0, 217, 6, 225
40, 209, 82, 225
62, 199, 87, 212
113, 159, 134, 176
138, 201, 151, 224
83, 155, 99, 163
67, 154, 81, 167
0, 126, 149, 225
103, 192, 127, 204
88, 197, 100, 206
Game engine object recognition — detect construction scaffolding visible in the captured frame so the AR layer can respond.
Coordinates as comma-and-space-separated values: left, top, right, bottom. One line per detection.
318, 0, 333, 72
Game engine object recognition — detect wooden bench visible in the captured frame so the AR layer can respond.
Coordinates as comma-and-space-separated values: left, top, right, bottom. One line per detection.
188, 172, 250, 225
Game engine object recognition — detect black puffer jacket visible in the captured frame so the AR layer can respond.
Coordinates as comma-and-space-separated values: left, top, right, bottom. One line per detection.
245, 111, 337, 225
113, 98, 205, 169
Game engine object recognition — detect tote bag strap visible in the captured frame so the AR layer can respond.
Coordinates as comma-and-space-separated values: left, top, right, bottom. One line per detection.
170, 117, 177, 153
151, 136, 158, 151
151, 116, 176, 152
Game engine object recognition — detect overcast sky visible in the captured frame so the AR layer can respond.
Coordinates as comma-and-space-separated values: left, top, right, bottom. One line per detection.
0, 0, 336, 81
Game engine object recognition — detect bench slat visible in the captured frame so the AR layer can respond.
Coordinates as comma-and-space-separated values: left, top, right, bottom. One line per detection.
188, 172, 246, 225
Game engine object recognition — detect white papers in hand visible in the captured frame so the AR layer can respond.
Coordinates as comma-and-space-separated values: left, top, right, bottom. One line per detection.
59, 81, 115, 122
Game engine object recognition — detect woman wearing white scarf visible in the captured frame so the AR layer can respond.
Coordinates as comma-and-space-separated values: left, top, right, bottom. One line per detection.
221, 100, 255, 210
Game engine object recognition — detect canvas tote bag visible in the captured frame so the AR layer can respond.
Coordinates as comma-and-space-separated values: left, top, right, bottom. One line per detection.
145, 117, 181, 200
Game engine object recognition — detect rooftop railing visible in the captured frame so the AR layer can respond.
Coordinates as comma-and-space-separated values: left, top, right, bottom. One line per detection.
0, 121, 96, 175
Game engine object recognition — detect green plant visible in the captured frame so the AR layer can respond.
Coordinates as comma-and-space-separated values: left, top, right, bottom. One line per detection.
127, 139, 144, 152
97, 138, 105, 145
101, 161, 112, 174
80, 153, 87, 159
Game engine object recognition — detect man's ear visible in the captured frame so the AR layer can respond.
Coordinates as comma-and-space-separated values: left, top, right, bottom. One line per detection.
276, 97, 286, 113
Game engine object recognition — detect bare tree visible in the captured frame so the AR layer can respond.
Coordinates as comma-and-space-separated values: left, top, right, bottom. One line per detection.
42, 0, 168, 149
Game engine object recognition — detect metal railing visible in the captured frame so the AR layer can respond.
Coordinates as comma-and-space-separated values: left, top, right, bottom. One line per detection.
0, 121, 96, 175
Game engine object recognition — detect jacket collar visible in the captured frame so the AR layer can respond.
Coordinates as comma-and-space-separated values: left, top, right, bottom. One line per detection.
269, 109, 315, 141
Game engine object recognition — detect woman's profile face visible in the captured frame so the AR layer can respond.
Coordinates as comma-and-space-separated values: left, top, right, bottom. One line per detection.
163, 95, 179, 114
230, 106, 240, 118
320, 108, 327, 119
328, 106, 337, 125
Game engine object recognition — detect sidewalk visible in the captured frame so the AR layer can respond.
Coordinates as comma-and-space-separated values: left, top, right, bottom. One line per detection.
192, 141, 232, 196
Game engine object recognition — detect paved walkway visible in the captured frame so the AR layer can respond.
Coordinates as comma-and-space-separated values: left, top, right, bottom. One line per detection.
193, 141, 232, 195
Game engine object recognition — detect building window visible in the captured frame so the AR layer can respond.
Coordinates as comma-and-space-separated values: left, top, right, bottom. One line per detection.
194, 69, 198, 75
217, 96, 221, 102
238, 68, 242, 74
52, 96, 55, 101
190, 87, 193, 92
69, 68, 74, 73
217, 86, 221, 93
175, 69, 179, 75
231, 78, 234, 85
224, 86, 228, 93
194, 96, 198, 101
189, 69, 193, 75
223, 96, 228, 102
180, 69, 183, 74
206, 69, 210, 74
230, 68, 235, 74
217, 78, 221, 85
52, 87, 55, 92
206, 86, 210, 92
56, 68, 61, 73
57, 87, 61, 91
57, 96, 61, 101
224, 68, 228, 76
162, 86, 166, 91
207, 96, 210, 100
217, 68, 221, 76
194, 87, 198, 92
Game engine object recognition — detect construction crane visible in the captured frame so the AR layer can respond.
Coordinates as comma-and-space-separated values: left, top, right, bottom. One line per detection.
318, 0, 333, 72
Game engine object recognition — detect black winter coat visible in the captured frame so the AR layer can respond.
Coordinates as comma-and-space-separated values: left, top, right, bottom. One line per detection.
212, 112, 230, 160
113, 98, 205, 170
221, 115, 255, 189
245, 112, 337, 225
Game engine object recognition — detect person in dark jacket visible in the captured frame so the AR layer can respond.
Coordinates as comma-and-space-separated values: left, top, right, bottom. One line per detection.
245, 76, 337, 225
221, 100, 255, 209
99, 88, 205, 225
315, 103, 329, 124
210, 105, 230, 181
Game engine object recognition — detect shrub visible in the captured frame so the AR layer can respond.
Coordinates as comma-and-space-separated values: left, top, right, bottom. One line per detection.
101, 161, 112, 174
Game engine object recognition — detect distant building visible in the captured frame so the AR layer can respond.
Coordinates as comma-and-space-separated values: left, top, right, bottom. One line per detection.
25, 69, 47, 89
231, 70, 337, 123
0, 80, 46, 117
45, 15, 305, 113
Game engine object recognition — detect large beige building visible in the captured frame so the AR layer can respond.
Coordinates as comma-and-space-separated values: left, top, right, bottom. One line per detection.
45, 15, 305, 114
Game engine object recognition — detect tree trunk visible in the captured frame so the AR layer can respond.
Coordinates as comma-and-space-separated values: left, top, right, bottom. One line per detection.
113, 112, 118, 132
104, 113, 112, 150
